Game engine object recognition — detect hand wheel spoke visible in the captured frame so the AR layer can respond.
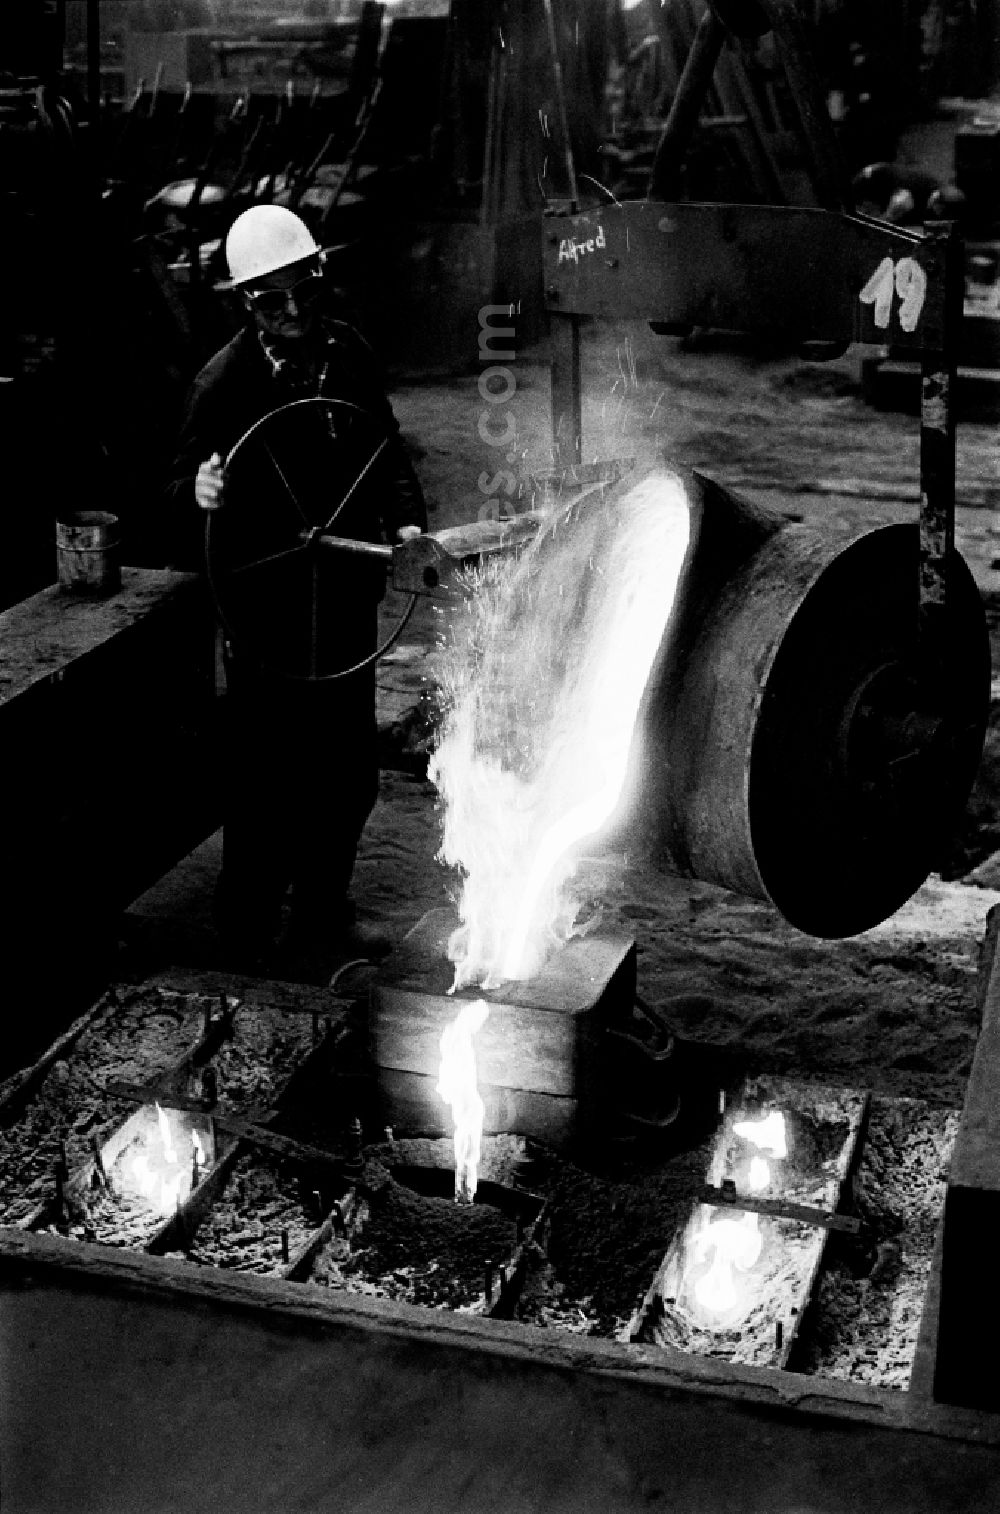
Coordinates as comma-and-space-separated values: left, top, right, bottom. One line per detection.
229, 541, 309, 577
261, 440, 312, 528
310, 556, 320, 679
210, 396, 410, 682
322, 436, 390, 533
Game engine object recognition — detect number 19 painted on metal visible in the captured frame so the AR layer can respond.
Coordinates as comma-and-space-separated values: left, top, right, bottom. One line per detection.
859, 256, 928, 333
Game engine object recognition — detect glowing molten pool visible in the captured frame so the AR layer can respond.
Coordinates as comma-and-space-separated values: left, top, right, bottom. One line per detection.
121, 1103, 209, 1217
692, 1210, 764, 1316
430, 471, 691, 989
734, 1110, 788, 1193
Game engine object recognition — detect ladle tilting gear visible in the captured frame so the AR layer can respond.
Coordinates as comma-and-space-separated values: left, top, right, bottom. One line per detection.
205, 394, 548, 681
204, 395, 419, 682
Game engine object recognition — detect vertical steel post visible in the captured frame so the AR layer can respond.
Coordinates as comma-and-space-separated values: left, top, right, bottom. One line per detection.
86, 0, 101, 125
52, 0, 67, 74
918, 221, 962, 686
647, 7, 728, 201
761, 0, 853, 211
550, 311, 582, 472
541, 0, 579, 210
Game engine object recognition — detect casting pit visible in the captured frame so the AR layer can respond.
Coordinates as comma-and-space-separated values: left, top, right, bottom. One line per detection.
3, 918, 999, 1514
624, 1078, 869, 1370
7, 982, 338, 1250
0, 933, 958, 1400
0, 985, 210, 1229
65, 1100, 217, 1250
306, 1145, 544, 1314
360, 913, 966, 1394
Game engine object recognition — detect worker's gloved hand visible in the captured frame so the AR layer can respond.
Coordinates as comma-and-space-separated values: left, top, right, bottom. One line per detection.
195, 452, 226, 511
396, 524, 423, 543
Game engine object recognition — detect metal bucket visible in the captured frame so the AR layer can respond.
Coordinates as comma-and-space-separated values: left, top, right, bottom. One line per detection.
55, 511, 121, 595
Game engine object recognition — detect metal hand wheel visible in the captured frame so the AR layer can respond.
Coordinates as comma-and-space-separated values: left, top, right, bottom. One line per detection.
205, 395, 418, 681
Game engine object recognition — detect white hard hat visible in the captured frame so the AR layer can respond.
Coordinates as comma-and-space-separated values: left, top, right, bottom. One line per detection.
224, 205, 322, 287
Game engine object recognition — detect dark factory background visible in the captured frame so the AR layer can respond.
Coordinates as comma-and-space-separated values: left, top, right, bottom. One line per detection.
2, 0, 999, 611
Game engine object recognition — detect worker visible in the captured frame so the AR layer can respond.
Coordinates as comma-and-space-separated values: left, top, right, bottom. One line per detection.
165, 204, 427, 966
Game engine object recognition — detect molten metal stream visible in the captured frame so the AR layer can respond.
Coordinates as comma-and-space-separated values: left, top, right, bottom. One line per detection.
437, 1000, 490, 1203
430, 472, 690, 989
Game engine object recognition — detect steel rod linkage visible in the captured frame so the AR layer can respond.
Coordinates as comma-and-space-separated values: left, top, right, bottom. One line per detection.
917, 220, 963, 689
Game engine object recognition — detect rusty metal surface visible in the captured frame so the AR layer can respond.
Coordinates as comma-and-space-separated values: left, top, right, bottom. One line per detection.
700, 1185, 862, 1234
543, 202, 949, 350
918, 357, 956, 666
916, 222, 963, 675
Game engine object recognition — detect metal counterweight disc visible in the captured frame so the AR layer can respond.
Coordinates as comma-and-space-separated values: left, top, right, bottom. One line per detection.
749, 524, 989, 937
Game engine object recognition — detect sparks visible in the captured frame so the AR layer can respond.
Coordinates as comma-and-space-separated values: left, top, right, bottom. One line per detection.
429, 472, 690, 989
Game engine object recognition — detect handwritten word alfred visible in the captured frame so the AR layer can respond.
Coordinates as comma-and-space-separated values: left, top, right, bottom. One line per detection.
558, 225, 607, 265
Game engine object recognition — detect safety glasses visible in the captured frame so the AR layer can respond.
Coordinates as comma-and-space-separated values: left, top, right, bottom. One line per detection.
246, 266, 324, 315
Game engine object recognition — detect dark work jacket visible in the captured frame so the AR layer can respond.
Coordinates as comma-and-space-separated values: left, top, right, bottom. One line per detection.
164, 317, 427, 678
